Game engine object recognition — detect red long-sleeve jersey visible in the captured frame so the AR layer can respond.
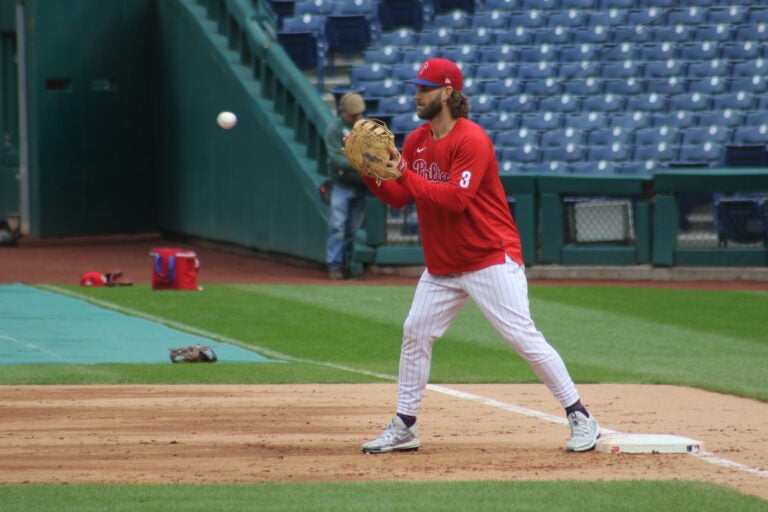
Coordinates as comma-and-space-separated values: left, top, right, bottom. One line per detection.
363, 117, 523, 274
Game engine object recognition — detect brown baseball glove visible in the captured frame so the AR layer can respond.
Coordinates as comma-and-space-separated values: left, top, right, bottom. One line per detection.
342, 118, 402, 184
169, 344, 217, 363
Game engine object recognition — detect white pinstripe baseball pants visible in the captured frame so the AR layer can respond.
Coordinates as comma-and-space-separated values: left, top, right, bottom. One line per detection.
396, 256, 581, 417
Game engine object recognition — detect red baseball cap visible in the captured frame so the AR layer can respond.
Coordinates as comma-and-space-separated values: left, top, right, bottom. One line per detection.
404, 58, 463, 91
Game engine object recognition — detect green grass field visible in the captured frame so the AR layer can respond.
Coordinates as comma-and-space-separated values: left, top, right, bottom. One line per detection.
1, 283, 766, 511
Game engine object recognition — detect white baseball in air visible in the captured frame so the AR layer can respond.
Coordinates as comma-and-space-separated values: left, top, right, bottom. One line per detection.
217, 111, 237, 129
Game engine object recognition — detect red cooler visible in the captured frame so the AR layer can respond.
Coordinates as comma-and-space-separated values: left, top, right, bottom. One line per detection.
150, 248, 200, 290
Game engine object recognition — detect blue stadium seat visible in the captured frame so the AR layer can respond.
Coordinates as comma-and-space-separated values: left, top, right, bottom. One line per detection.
728, 75, 768, 94
711, 91, 755, 111
588, 9, 627, 27
559, 0, 598, 8
602, 42, 638, 62
678, 41, 719, 61
497, 94, 537, 113
522, 77, 561, 96
461, 77, 483, 95
625, 92, 668, 112
735, 23, 768, 42
480, 111, 519, 132
732, 59, 768, 78
377, 27, 417, 46
599, 0, 633, 8
542, 143, 586, 163
364, 46, 401, 65
430, 10, 472, 30
374, 94, 413, 115
332, 0, 378, 17
649, 24, 695, 43
634, 125, 678, 146
282, 12, 326, 33
639, 42, 677, 61
676, 142, 722, 165
686, 59, 729, 79
519, 111, 563, 131
507, 10, 546, 29
586, 143, 631, 163
558, 43, 598, 62
534, 25, 572, 45
626, 8, 664, 27
695, 109, 744, 129
666, 7, 708, 26
474, 62, 515, 81
749, 6, 768, 25
693, 24, 732, 42
563, 111, 608, 131
603, 77, 643, 95
518, 44, 557, 62
494, 26, 534, 45
440, 44, 478, 64
296, 0, 335, 15
571, 25, 610, 44
706, 5, 747, 25
687, 76, 728, 95
587, 127, 632, 147
540, 127, 586, 148
681, 125, 731, 146
600, 59, 641, 79
495, 127, 539, 147
501, 143, 541, 164
471, 9, 509, 30
547, 9, 588, 28
633, 141, 677, 163
350, 63, 391, 85
610, 111, 652, 130
472, 94, 497, 115
720, 41, 762, 61
611, 25, 651, 44
516, 61, 557, 80
667, 92, 710, 112
571, 161, 617, 174
477, 44, 517, 63
401, 45, 439, 64
651, 110, 696, 129
483, 77, 523, 97
581, 93, 626, 112
389, 113, 422, 133
614, 161, 654, 175
538, 93, 580, 113
558, 61, 599, 80
391, 62, 422, 80
363, 78, 405, 99
417, 28, 454, 46
646, 76, 685, 95
731, 124, 768, 145
484, 0, 519, 9
450, 28, 492, 46
644, 59, 684, 79
561, 77, 602, 96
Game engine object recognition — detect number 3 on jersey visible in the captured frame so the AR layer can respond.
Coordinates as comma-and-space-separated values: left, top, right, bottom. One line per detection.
459, 170, 472, 189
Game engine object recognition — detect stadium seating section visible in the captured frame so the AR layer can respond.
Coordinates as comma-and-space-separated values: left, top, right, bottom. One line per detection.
270, 0, 768, 175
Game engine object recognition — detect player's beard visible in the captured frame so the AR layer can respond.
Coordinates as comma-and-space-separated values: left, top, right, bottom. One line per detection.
416, 94, 442, 120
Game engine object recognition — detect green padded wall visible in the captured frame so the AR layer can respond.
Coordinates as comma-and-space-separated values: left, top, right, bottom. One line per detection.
20, 0, 156, 236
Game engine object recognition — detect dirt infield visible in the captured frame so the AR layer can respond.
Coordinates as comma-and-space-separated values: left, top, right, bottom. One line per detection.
0, 235, 766, 500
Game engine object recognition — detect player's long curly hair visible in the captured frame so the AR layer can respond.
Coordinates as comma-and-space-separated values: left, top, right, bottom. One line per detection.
447, 90, 470, 119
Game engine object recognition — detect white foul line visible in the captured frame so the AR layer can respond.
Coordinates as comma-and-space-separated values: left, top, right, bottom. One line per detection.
0, 334, 73, 363
39, 285, 768, 479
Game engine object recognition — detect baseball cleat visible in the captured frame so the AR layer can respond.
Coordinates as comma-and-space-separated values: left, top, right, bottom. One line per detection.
362, 415, 420, 454
566, 411, 601, 452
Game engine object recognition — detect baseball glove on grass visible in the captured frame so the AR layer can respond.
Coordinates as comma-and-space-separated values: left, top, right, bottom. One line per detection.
342, 118, 402, 184
169, 344, 217, 363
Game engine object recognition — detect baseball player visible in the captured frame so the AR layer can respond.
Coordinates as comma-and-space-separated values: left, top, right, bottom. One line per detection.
359, 58, 600, 454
